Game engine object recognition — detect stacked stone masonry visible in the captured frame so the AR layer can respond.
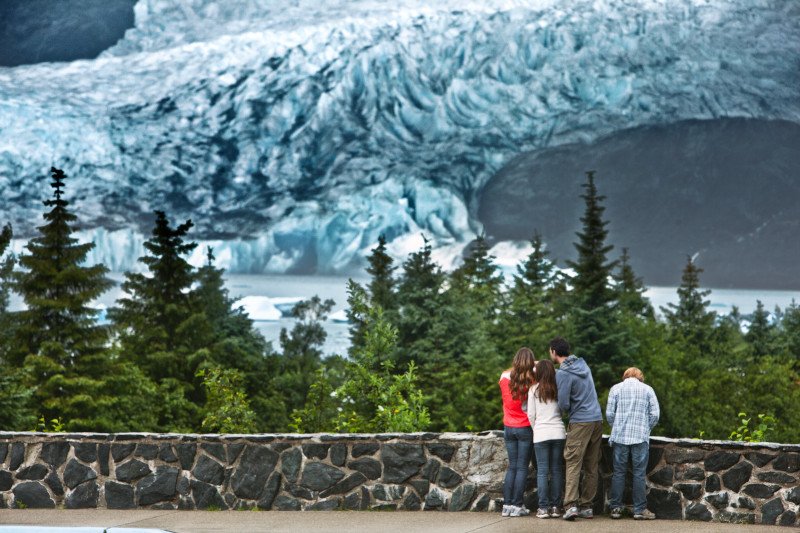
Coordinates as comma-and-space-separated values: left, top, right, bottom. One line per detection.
0, 432, 797, 526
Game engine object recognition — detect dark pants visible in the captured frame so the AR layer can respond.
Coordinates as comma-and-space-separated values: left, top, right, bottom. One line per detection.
503, 425, 533, 506
563, 421, 603, 509
534, 438, 566, 509
609, 441, 650, 514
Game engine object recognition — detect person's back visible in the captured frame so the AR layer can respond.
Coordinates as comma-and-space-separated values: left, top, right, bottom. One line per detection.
555, 356, 602, 423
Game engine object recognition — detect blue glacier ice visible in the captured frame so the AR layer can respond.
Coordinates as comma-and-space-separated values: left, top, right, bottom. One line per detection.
0, 0, 798, 273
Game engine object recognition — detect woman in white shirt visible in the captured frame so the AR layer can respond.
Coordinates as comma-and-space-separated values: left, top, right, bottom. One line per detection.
527, 359, 567, 519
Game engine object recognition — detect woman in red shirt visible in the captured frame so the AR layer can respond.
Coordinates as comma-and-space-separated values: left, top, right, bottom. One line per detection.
498, 346, 536, 517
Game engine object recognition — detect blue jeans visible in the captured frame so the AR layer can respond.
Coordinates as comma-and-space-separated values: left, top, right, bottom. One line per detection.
503, 426, 533, 506
609, 441, 649, 513
534, 438, 565, 509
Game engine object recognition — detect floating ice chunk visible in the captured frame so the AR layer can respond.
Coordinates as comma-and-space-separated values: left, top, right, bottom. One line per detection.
329, 309, 350, 323
234, 296, 282, 321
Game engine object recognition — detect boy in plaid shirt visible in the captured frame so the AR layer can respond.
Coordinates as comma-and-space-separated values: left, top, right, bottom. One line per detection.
606, 367, 660, 520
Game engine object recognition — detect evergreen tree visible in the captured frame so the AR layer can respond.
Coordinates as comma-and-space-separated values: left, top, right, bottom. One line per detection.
566, 171, 625, 389
0, 223, 16, 363
745, 300, 775, 359
661, 255, 716, 352
367, 234, 397, 311
450, 234, 504, 320
615, 247, 654, 319
778, 300, 800, 366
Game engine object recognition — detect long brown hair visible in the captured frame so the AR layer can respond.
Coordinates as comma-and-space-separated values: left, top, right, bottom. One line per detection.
510, 347, 536, 401
534, 359, 558, 403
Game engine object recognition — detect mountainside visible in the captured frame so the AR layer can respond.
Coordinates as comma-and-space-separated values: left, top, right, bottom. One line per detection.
479, 118, 800, 289
0, 0, 798, 278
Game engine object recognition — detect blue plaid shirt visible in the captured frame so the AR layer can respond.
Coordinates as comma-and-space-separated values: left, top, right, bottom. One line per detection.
606, 378, 660, 445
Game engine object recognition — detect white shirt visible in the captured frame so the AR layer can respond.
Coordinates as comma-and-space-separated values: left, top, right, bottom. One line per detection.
527, 383, 567, 443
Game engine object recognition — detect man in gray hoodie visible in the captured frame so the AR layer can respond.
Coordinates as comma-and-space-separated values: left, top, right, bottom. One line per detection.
550, 336, 603, 521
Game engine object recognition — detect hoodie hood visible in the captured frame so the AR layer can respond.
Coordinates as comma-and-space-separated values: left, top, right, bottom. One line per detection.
560, 355, 590, 378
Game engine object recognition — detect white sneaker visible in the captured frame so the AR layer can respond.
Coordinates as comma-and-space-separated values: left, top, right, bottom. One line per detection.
501, 505, 511, 517
509, 505, 528, 517
536, 508, 550, 518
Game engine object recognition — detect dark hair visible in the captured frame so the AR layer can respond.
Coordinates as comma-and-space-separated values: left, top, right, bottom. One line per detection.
510, 347, 536, 401
549, 336, 570, 357
534, 359, 558, 403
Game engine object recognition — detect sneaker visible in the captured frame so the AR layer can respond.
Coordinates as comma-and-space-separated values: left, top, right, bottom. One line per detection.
562, 506, 579, 521
549, 506, 562, 518
501, 505, 511, 517
536, 508, 550, 519
510, 505, 530, 517
578, 508, 594, 519
611, 507, 623, 519
634, 509, 656, 520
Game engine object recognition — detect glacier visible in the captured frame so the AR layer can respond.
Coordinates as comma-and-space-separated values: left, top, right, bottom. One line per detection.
0, 0, 798, 273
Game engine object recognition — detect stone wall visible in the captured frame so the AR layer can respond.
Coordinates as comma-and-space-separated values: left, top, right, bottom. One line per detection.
0, 432, 797, 526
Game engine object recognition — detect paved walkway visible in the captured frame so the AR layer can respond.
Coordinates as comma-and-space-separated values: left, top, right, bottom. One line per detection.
0, 511, 793, 533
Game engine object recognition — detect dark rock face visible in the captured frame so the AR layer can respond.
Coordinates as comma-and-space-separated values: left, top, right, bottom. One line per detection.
135, 444, 158, 460
705, 474, 721, 492
45, 472, 64, 496
473, 493, 490, 512
193, 455, 225, 486
410, 479, 429, 497
421, 458, 440, 482
685, 502, 712, 521
98, 444, 110, 476
116, 459, 151, 483
741, 483, 779, 499
449, 484, 476, 511
9, 443, 24, 470
664, 448, 704, 464
745, 452, 773, 467
191, 480, 227, 510
302, 443, 329, 460
16, 463, 48, 480
649, 466, 673, 486
176, 443, 197, 470
112, 443, 136, 462
382, 443, 426, 484
330, 444, 347, 467
778, 511, 797, 527
308, 499, 340, 510
646, 488, 682, 519
41, 442, 69, 467
437, 466, 462, 489
646, 447, 664, 473
201, 443, 226, 463
0, 470, 13, 491
756, 471, 795, 484
273, 495, 301, 511
230, 446, 278, 499
773, 453, 799, 473
735, 496, 755, 510
105, 481, 136, 509
761, 498, 784, 525
73, 442, 97, 463
65, 481, 99, 509
424, 487, 447, 510
704, 451, 739, 472
786, 486, 800, 505
13, 481, 55, 508
320, 472, 367, 497
300, 462, 345, 492
427, 443, 455, 462
227, 444, 245, 464
344, 492, 361, 510
64, 459, 97, 489
404, 491, 422, 510
0, 443, 6, 464
717, 511, 755, 524
257, 472, 282, 510
351, 443, 379, 458
705, 492, 729, 509
722, 462, 753, 492
281, 448, 302, 484
136, 466, 179, 506
675, 483, 702, 500
348, 458, 381, 480
682, 467, 705, 481
159, 444, 178, 463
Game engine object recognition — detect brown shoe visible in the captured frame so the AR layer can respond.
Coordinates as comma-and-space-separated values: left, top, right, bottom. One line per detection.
634, 509, 656, 520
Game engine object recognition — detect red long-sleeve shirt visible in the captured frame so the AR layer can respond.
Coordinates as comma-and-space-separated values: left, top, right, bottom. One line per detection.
499, 371, 531, 428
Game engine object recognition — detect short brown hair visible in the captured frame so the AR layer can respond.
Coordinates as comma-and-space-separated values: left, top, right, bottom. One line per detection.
623, 367, 644, 382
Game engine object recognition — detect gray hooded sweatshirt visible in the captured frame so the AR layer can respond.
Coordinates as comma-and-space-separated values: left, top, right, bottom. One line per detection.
556, 355, 603, 423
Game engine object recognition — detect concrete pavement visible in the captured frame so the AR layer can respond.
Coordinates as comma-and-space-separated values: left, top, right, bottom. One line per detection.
0, 511, 796, 533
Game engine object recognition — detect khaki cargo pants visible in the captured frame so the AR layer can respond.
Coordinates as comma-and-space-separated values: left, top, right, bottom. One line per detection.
563, 420, 603, 509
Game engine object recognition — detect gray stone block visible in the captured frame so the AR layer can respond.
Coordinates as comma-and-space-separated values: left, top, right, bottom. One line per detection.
674, 482, 702, 500
705, 473, 721, 492
735, 496, 755, 510
116, 459, 151, 483
230, 446, 278, 500
201, 443, 226, 463
307, 498, 340, 510
280, 447, 302, 483
136, 466, 179, 506
382, 443, 425, 483
16, 463, 48, 480
73, 442, 97, 463
302, 443, 329, 460
111, 443, 135, 462
664, 447, 704, 464
40, 442, 68, 467
685, 502, 712, 521
257, 471, 282, 510
176, 443, 196, 470
98, 443, 110, 476
745, 452, 774, 467
427, 443, 455, 462
348, 457, 381, 480
648, 466, 673, 486
344, 492, 361, 510
9, 443, 24, 470
722, 461, 753, 492
742, 483, 779, 499
404, 491, 421, 510
786, 486, 800, 505
472, 493, 490, 512
190, 480, 227, 509
646, 488, 681, 519
13, 481, 55, 508
135, 444, 158, 460
45, 472, 63, 496
351, 443, 379, 458
0, 443, 7, 464
424, 487, 447, 510
158, 444, 178, 463
420, 458, 440, 482
105, 481, 135, 509
330, 443, 347, 467
756, 471, 795, 484
704, 451, 739, 472
682, 466, 705, 481
0, 470, 13, 491
320, 472, 367, 497
65, 480, 99, 509
717, 510, 755, 524
773, 453, 799, 473
704, 492, 728, 509
437, 466, 462, 489
300, 462, 345, 492
63, 458, 97, 489
778, 511, 797, 527
227, 443, 245, 464
193, 455, 225, 486
272, 495, 301, 511
449, 484, 476, 511
761, 498, 784, 525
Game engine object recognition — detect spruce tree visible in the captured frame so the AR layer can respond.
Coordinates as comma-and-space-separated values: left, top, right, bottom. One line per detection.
450, 234, 504, 320
615, 248, 654, 319
661, 255, 716, 352
366, 234, 397, 311
11, 167, 117, 429
566, 171, 625, 389
745, 300, 775, 359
